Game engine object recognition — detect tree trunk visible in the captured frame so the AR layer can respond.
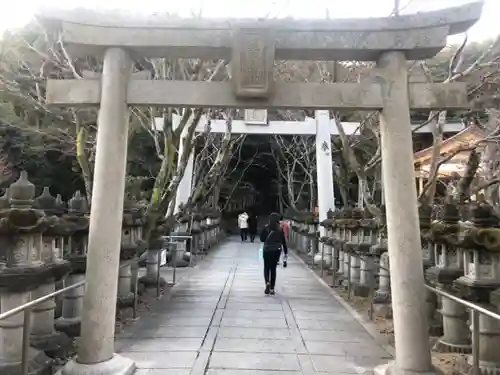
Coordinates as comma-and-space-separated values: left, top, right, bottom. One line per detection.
423, 111, 447, 205
76, 126, 93, 203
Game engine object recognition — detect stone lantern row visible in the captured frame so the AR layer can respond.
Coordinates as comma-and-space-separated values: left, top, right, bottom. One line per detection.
0, 172, 226, 375
289, 200, 500, 375
140, 206, 225, 288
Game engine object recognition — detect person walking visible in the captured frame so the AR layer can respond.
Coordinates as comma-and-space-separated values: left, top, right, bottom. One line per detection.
260, 213, 288, 295
280, 215, 290, 243
279, 215, 290, 267
247, 213, 258, 243
238, 211, 249, 241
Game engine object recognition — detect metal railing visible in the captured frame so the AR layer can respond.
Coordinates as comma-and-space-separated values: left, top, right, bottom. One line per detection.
424, 284, 500, 375
3, 232, 213, 375
330, 247, 500, 375
157, 235, 193, 297
0, 260, 140, 375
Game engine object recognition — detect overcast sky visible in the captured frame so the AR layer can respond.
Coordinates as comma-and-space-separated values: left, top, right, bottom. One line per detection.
0, 0, 498, 43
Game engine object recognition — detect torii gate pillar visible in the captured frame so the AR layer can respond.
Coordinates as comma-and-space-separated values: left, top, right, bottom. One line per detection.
75, 48, 135, 373
315, 110, 335, 265
375, 51, 433, 375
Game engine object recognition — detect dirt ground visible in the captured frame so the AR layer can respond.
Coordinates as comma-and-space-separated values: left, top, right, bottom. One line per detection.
298, 253, 470, 375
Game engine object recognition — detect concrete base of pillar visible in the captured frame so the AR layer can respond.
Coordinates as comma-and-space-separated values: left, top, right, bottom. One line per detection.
373, 303, 393, 319
331, 274, 345, 286
55, 317, 81, 338
117, 293, 135, 308
374, 361, 441, 375
0, 348, 52, 375
139, 275, 167, 289
466, 358, 500, 375
352, 282, 371, 297
31, 330, 74, 358
57, 354, 135, 375
170, 251, 191, 268
433, 339, 471, 354
428, 321, 444, 338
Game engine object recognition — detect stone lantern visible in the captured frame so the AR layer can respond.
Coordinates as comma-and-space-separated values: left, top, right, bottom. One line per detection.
139, 216, 170, 290
0, 171, 52, 374
119, 196, 146, 307
213, 208, 223, 242
371, 205, 391, 314
454, 201, 500, 374
342, 208, 363, 290
336, 209, 351, 287
170, 210, 191, 267
200, 212, 209, 253
207, 208, 220, 248
426, 198, 468, 351
419, 203, 443, 337
30, 186, 73, 357
331, 209, 347, 285
355, 212, 377, 297
316, 209, 334, 267
306, 214, 319, 259
55, 191, 89, 337
190, 210, 203, 257
294, 213, 305, 253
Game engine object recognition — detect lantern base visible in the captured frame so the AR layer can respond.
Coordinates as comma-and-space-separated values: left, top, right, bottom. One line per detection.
0, 348, 51, 375
374, 361, 442, 375
57, 354, 135, 375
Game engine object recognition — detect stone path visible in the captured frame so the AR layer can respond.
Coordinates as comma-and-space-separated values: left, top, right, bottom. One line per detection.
116, 238, 392, 375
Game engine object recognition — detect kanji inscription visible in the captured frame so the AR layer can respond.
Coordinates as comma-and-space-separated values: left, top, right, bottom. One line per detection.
232, 27, 275, 99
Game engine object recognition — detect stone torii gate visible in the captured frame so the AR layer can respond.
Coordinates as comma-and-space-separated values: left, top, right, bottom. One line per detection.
39, 3, 483, 375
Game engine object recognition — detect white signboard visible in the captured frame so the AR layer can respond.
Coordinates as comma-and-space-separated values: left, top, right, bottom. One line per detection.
244, 109, 267, 125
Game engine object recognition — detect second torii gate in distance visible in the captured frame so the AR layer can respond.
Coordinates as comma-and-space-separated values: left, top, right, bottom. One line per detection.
169, 109, 338, 265
168, 108, 465, 260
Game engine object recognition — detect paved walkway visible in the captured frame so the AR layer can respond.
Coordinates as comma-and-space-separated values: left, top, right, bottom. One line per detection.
116, 238, 392, 375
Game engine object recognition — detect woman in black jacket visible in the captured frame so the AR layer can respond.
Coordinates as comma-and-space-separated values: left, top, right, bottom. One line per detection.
260, 212, 288, 295
247, 214, 258, 243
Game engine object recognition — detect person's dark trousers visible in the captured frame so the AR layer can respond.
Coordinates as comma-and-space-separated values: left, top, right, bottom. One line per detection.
249, 232, 256, 243
240, 228, 248, 241
263, 250, 281, 289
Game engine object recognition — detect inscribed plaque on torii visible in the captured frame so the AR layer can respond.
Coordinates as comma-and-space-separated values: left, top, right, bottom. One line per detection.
231, 27, 275, 99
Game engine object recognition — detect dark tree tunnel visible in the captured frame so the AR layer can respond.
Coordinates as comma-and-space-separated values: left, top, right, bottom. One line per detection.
222, 134, 360, 215
223, 135, 279, 215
